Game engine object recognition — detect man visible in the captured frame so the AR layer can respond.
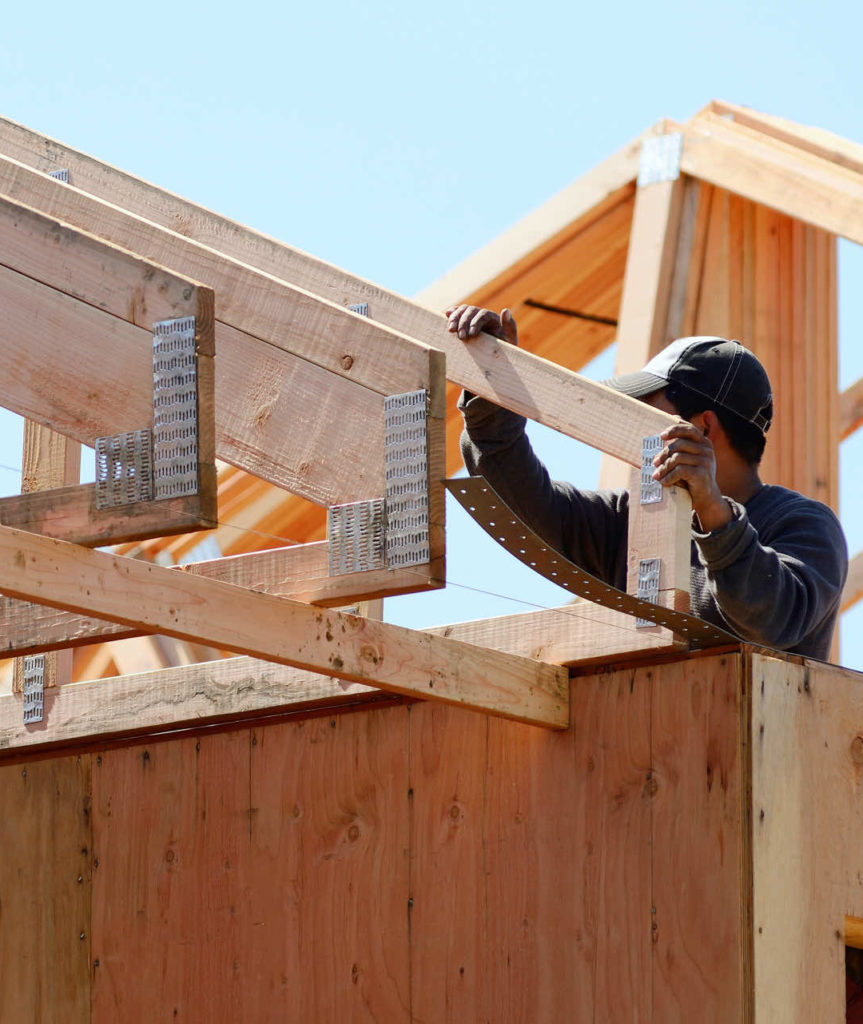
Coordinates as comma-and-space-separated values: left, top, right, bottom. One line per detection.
448, 304, 848, 661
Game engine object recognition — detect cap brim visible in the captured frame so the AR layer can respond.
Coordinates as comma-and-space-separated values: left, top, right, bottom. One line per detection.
602, 370, 667, 399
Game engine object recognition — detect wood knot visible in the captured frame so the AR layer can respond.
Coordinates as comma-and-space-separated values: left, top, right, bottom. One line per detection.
341, 354, 354, 370
851, 736, 863, 765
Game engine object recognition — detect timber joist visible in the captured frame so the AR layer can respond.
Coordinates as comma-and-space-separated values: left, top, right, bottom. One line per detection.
0, 102, 860, 745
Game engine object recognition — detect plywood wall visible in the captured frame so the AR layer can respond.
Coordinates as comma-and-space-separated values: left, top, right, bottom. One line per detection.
676, 181, 839, 510
0, 650, 761, 1022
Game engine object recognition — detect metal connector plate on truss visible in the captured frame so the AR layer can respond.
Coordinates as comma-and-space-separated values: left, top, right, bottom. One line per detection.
22, 654, 45, 724
635, 558, 662, 627
95, 429, 154, 509
384, 390, 429, 568
153, 317, 198, 500
637, 133, 683, 187
446, 476, 734, 647
641, 434, 663, 504
328, 499, 386, 575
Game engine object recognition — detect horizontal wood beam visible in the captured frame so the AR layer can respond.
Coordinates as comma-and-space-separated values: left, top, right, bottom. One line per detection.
680, 113, 862, 245
0, 600, 686, 752
0, 149, 675, 464
840, 376, 863, 441
0, 525, 567, 728
0, 540, 445, 657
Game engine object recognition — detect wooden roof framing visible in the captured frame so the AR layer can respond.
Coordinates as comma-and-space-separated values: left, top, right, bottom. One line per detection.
0, 100, 861, 737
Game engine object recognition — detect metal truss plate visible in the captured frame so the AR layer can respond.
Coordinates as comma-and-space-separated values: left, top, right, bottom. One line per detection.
637, 133, 683, 187
445, 476, 734, 647
95, 429, 154, 509
153, 317, 198, 500
635, 557, 661, 627
23, 654, 45, 724
328, 499, 386, 575
349, 302, 370, 317
384, 390, 429, 568
49, 168, 70, 183
641, 434, 663, 504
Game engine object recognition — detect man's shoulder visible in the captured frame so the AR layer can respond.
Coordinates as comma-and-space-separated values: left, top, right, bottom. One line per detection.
749, 484, 847, 548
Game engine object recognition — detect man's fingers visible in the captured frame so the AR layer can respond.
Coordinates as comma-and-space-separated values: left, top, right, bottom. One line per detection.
445, 304, 516, 343
500, 308, 520, 346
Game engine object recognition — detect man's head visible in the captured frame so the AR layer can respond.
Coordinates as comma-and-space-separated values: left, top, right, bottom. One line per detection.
606, 337, 773, 465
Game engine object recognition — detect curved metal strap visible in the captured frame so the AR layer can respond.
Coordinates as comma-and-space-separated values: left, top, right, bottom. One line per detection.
445, 476, 735, 648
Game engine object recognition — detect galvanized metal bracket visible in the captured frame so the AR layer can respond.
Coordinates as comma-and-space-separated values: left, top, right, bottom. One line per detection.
94, 316, 200, 508
328, 499, 386, 575
22, 654, 45, 724
641, 434, 664, 504
48, 168, 70, 183
95, 429, 154, 509
153, 317, 199, 499
637, 133, 683, 187
635, 557, 662, 627
384, 390, 429, 569
349, 302, 370, 317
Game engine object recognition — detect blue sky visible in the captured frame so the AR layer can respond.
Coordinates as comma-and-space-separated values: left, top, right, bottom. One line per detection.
1, 0, 862, 666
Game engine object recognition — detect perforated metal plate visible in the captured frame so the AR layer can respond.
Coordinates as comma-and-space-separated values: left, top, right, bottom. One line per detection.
637, 133, 683, 187
349, 302, 370, 317
641, 434, 663, 504
23, 654, 45, 724
328, 499, 386, 575
95, 429, 154, 509
635, 557, 661, 627
384, 390, 429, 568
153, 317, 198, 499
49, 168, 70, 183
446, 476, 734, 647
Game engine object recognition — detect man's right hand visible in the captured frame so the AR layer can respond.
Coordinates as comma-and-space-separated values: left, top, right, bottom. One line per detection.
446, 305, 519, 346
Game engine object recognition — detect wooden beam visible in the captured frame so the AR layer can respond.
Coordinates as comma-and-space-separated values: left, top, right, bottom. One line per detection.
0, 525, 567, 728
0, 600, 685, 751
840, 376, 863, 440
841, 550, 863, 613
680, 113, 863, 245
703, 101, 863, 177
12, 421, 80, 693
0, 151, 675, 462
847, 916, 863, 951
0, 540, 444, 658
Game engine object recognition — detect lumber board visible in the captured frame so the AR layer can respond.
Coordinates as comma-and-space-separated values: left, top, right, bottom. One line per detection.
840, 375, 863, 440
0, 239, 402, 508
842, 550, 863, 612
0, 525, 567, 728
0, 600, 684, 749
12, 420, 80, 692
0, 753, 92, 1021
0, 153, 676, 464
680, 113, 863, 245
703, 101, 863, 177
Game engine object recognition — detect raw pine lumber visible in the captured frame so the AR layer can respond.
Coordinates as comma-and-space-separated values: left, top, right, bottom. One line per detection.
0, 540, 443, 658
841, 550, 863, 612
680, 112, 863, 245
840, 376, 863, 440
0, 525, 567, 728
0, 194, 400, 508
0, 152, 677, 465
12, 421, 80, 693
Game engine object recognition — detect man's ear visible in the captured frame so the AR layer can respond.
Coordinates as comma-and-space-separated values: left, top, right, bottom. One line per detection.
699, 410, 722, 441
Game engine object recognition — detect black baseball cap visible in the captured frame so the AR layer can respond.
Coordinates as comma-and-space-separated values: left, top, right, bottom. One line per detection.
605, 336, 773, 435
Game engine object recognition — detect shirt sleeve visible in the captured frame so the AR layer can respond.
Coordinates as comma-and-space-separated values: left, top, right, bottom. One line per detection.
458, 391, 629, 588
692, 494, 848, 652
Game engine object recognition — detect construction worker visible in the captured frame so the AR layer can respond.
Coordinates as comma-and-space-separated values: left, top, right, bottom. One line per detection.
448, 304, 849, 660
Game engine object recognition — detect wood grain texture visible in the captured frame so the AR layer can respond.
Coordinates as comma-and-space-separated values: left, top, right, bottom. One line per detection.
748, 654, 860, 1023
0, 152, 676, 464
0, 524, 568, 727
681, 112, 863, 246
842, 550, 863, 612
0, 753, 92, 1022
650, 654, 747, 1021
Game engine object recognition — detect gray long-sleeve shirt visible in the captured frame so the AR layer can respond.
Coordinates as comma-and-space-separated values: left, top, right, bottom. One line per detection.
459, 393, 849, 661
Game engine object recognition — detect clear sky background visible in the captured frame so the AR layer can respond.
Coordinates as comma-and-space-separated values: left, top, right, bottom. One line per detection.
1, 0, 862, 667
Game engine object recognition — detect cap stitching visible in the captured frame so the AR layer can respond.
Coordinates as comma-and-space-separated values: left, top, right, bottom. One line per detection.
713, 345, 742, 407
